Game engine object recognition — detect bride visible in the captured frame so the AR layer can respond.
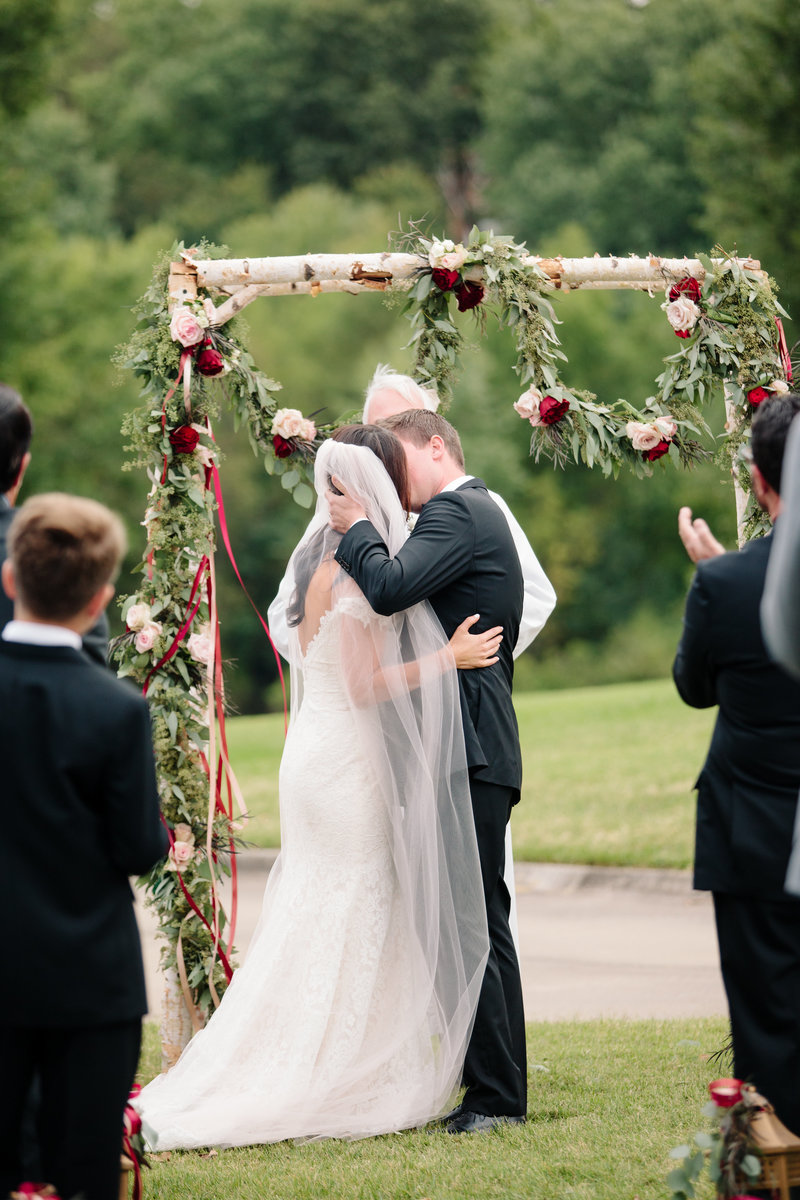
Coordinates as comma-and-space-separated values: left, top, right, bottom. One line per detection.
135, 425, 494, 1149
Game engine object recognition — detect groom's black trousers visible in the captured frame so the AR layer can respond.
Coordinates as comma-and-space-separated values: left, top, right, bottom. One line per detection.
462, 779, 527, 1117
0, 1018, 141, 1200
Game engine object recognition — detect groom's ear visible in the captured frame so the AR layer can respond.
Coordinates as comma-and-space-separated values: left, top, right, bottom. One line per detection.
429, 435, 445, 460
1, 558, 16, 602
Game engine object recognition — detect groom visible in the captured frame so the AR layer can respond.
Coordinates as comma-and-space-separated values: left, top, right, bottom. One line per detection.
329, 409, 526, 1133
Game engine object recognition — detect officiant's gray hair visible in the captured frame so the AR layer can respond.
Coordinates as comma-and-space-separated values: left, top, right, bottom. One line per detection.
362, 364, 439, 423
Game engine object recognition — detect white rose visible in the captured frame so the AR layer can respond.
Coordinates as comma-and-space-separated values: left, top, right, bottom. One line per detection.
664, 296, 701, 334
514, 386, 543, 427
187, 628, 213, 665
271, 408, 307, 439
298, 418, 316, 442
134, 622, 162, 653
126, 602, 152, 632
173, 822, 195, 846
626, 421, 663, 451
769, 379, 790, 394
195, 443, 216, 469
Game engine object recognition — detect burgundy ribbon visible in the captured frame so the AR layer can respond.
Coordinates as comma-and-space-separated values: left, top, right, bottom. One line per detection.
210, 461, 288, 730
141, 555, 209, 696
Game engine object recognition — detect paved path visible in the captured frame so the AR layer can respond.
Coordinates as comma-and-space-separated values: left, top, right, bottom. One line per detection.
136, 854, 727, 1023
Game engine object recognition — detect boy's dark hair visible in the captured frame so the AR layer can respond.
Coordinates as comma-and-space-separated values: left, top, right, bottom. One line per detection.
0, 384, 33, 493
8, 493, 126, 621
751, 393, 800, 494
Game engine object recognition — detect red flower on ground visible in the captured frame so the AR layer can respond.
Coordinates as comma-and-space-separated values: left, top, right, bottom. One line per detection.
455, 281, 485, 312
668, 276, 702, 304
708, 1077, 743, 1108
539, 396, 570, 425
195, 341, 225, 376
431, 268, 459, 292
642, 439, 671, 461
747, 386, 771, 406
169, 425, 200, 454
273, 434, 294, 458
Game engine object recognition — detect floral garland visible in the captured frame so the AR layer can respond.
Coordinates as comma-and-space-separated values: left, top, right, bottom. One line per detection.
113, 243, 338, 1021
394, 231, 792, 498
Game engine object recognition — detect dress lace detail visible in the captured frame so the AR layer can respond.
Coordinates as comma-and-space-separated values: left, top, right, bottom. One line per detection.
136, 601, 445, 1150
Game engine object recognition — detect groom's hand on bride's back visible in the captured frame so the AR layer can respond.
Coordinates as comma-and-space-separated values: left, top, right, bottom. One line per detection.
328, 476, 367, 532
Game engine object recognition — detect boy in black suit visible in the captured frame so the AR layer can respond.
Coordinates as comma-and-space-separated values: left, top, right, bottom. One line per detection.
0, 493, 168, 1200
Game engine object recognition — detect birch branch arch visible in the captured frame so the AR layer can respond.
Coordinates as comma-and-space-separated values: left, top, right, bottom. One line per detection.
116, 235, 791, 1061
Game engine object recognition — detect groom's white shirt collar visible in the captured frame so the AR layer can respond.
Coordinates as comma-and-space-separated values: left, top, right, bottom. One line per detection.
438, 474, 473, 494
2, 620, 82, 650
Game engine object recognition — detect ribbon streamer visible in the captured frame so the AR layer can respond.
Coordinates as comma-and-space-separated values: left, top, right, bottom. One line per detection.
776, 317, 793, 382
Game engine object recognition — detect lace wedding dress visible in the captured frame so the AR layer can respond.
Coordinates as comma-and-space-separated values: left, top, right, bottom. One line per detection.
136, 440, 487, 1150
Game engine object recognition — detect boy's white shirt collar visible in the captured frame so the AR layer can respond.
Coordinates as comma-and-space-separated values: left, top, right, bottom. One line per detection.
2, 620, 82, 650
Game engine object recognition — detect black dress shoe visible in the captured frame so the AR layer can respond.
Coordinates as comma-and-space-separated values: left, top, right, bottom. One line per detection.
446, 1110, 526, 1134
438, 1102, 463, 1124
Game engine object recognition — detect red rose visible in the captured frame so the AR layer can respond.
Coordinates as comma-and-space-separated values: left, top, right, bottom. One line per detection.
674, 329, 691, 339
668, 276, 702, 304
431, 268, 459, 292
539, 396, 570, 425
747, 386, 771, 406
169, 425, 200, 454
195, 341, 225, 376
273, 434, 294, 458
455, 281, 485, 312
708, 1077, 743, 1108
642, 439, 671, 461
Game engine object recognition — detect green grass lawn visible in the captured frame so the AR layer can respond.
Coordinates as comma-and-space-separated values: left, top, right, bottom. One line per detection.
226, 677, 715, 869
136, 1016, 725, 1200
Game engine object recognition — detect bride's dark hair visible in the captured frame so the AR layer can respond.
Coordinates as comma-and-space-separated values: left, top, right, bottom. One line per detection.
286, 424, 410, 628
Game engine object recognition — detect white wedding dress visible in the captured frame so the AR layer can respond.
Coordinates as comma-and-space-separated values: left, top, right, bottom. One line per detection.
136, 440, 488, 1150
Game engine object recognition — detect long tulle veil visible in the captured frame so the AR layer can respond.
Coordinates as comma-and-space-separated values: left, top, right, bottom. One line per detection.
277, 438, 489, 1128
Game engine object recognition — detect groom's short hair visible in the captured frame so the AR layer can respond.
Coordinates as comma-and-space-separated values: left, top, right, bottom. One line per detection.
8, 493, 126, 621
0, 384, 33, 493
751, 393, 800, 494
382, 410, 465, 470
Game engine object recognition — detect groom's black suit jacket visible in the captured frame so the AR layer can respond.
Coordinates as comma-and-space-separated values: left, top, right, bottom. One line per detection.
0, 640, 168, 1027
673, 532, 800, 900
336, 478, 523, 791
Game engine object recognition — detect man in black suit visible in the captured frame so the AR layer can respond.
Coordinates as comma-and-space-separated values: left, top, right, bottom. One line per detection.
329, 409, 526, 1133
0, 382, 108, 664
0, 493, 168, 1200
674, 392, 800, 1134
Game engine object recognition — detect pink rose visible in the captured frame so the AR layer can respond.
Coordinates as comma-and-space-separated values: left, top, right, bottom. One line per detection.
514, 387, 544, 426
665, 295, 701, 337
298, 418, 316, 442
169, 306, 205, 348
167, 840, 195, 870
272, 408, 308, 440
708, 1078, 743, 1108
653, 416, 678, 440
126, 602, 152, 632
195, 443, 216, 469
626, 421, 664, 452
187, 628, 213, 665
134, 622, 162, 653
769, 379, 790, 394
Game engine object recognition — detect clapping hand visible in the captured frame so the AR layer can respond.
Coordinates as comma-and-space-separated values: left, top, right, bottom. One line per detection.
678, 506, 726, 563
450, 614, 503, 669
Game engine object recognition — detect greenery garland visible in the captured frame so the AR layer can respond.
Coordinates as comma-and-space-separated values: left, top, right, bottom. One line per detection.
393, 230, 791, 504
114, 233, 790, 1026
113, 242, 338, 1019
